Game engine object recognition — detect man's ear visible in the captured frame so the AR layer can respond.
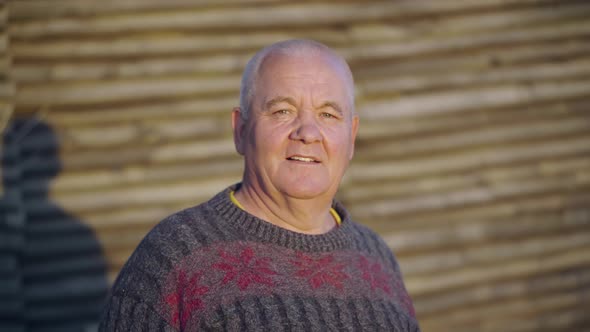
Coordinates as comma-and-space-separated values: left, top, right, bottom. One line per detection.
231, 107, 246, 155
349, 114, 359, 160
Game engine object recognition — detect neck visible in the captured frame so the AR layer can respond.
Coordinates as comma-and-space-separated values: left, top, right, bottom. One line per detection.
234, 182, 336, 235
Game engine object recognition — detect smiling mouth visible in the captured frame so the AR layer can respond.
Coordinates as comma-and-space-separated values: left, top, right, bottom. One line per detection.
287, 156, 320, 163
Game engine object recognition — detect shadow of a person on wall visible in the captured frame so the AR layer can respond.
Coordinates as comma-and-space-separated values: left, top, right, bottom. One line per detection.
0, 118, 108, 332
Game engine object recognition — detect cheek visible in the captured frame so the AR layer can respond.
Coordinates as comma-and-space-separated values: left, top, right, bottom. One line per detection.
325, 130, 353, 156
252, 122, 290, 153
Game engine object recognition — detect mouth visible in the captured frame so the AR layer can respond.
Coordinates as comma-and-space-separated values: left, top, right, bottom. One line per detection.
287, 155, 321, 164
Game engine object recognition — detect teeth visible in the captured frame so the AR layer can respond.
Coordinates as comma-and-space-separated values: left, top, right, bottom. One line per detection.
290, 156, 315, 162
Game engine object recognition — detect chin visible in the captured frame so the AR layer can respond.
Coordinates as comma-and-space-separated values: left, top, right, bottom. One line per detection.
279, 180, 333, 200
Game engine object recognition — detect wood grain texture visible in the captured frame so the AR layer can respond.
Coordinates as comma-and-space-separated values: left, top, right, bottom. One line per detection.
4, 0, 590, 331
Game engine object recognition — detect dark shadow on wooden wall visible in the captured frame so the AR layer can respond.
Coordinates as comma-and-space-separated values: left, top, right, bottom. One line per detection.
0, 118, 108, 331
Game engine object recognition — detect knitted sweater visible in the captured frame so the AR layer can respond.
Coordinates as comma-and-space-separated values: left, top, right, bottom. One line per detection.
99, 185, 420, 331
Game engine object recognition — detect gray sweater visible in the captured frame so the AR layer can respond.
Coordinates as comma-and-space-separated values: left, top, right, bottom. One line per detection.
99, 185, 420, 331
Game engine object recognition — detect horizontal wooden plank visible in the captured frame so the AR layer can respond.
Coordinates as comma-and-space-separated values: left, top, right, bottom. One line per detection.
347, 155, 590, 206
10, 31, 338, 60
56, 116, 229, 150
348, 2, 590, 44
84, 203, 190, 231
360, 58, 590, 97
0, 5, 7, 27
356, 98, 586, 141
13, 54, 249, 83
58, 137, 237, 171
356, 113, 590, 161
9, 0, 285, 19
10, 0, 560, 38
419, 286, 590, 332
415, 265, 590, 315
44, 176, 241, 215
12, 10, 590, 63
42, 97, 237, 126
14, 38, 590, 86
13, 0, 569, 21
359, 78, 590, 120
0, 34, 7, 56
400, 230, 590, 277
405, 243, 590, 296
345, 19, 590, 62
0, 55, 11, 80
349, 134, 590, 183
369, 190, 590, 235
15, 74, 240, 107
351, 168, 590, 220
354, 38, 590, 80
50, 159, 242, 193
0, 81, 15, 99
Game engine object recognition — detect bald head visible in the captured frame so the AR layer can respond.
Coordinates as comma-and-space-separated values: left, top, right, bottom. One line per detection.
239, 39, 355, 119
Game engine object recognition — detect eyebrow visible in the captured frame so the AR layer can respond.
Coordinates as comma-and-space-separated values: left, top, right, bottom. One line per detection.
319, 101, 344, 116
264, 96, 297, 111
264, 96, 344, 116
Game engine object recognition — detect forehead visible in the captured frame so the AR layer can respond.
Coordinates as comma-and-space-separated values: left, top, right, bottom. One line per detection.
255, 53, 353, 107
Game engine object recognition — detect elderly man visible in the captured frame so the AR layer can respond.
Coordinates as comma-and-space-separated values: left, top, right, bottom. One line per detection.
99, 39, 420, 331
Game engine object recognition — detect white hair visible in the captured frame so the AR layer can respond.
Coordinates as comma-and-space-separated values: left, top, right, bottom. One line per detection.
239, 39, 355, 119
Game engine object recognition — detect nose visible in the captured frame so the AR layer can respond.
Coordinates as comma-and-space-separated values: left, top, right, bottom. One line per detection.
289, 112, 322, 144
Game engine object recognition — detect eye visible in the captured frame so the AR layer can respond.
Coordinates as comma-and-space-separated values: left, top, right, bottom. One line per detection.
274, 109, 290, 115
320, 112, 337, 119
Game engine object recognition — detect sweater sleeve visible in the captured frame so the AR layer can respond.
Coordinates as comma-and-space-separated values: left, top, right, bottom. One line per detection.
352, 222, 419, 321
99, 294, 177, 332
98, 217, 185, 331
98, 208, 202, 331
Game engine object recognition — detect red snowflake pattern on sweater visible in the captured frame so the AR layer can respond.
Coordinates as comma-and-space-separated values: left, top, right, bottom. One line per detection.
159, 242, 417, 327
292, 252, 348, 290
164, 270, 209, 329
359, 256, 392, 295
212, 246, 277, 290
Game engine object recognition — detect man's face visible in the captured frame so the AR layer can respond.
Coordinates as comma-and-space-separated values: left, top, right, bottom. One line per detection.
233, 52, 359, 200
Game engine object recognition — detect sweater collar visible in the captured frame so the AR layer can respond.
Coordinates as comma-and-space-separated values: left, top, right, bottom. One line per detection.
208, 184, 353, 252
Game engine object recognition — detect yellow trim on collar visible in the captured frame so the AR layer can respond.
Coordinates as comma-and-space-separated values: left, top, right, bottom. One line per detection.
229, 190, 245, 210
229, 190, 341, 226
329, 207, 342, 226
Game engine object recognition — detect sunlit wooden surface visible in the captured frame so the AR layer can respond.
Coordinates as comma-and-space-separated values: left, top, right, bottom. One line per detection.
4, 1, 590, 331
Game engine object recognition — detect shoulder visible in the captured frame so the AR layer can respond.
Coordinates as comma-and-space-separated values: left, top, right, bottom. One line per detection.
143, 202, 215, 250
101, 195, 237, 327
345, 218, 403, 272
333, 200, 386, 245
347, 220, 390, 249
110, 200, 221, 297
142, 201, 214, 256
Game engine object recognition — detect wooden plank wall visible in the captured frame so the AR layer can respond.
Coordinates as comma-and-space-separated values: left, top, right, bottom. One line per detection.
0, 3, 23, 330
0, 2, 11, 134
5, 0, 590, 331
